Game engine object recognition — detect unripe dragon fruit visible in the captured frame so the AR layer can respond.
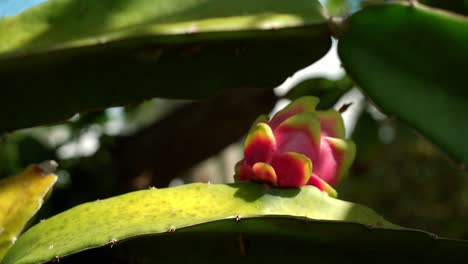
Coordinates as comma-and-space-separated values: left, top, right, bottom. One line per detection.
234, 96, 356, 197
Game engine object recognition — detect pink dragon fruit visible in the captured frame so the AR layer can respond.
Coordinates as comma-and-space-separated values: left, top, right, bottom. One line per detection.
234, 96, 356, 197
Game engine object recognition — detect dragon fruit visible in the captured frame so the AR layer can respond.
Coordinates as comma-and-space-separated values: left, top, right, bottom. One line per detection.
234, 96, 356, 197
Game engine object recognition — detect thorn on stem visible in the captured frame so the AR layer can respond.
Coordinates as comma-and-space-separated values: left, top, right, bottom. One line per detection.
109, 239, 117, 248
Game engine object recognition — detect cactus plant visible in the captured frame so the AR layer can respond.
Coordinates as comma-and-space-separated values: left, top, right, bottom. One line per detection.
1, 0, 468, 262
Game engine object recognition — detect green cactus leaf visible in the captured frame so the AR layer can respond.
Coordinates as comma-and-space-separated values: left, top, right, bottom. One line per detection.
0, 162, 57, 261
285, 76, 354, 109
0, 0, 331, 133
3, 182, 468, 263
338, 2, 468, 165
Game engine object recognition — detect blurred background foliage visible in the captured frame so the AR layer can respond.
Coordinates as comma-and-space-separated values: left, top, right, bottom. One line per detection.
0, 0, 467, 241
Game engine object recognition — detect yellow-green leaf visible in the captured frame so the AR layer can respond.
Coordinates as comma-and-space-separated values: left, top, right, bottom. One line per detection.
0, 161, 58, 260
3, 182, 401, 263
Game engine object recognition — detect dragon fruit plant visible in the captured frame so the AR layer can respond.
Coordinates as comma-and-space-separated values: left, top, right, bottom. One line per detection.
235, 96, 356, 197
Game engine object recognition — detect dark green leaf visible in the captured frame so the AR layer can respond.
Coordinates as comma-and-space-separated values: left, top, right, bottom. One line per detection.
0, 0, 331, 132
420, 0, 468, 15
285, 76, 354, 109
338, 2, 468, 164
43, 218, 468, 263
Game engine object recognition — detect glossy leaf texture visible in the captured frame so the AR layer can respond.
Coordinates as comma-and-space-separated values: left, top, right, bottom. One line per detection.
0, 0, 331, 133
0, 161, 57, 260
338, 2, 468, 164
2, 182, 403, 263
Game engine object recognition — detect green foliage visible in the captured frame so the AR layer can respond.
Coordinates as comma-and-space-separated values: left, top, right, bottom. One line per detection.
338, 2, 468, 165
0, 0, 330, 133
2, 182, 396, 263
